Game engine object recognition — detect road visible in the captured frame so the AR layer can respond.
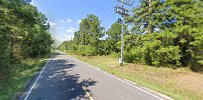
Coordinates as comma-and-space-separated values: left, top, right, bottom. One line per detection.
19, 51, 171, 100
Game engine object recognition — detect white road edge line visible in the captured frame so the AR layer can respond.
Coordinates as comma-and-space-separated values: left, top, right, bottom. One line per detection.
90, 67, 166, 100
68, 55, 171, 100
24, 54, 53, 100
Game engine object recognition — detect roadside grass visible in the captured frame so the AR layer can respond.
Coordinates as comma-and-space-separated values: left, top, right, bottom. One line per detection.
0, 53, 52, 100
64, 50, 203, 100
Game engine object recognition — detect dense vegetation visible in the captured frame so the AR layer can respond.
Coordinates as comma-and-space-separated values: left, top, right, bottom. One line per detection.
58, 0, 203, 71
0, 0, 53, 84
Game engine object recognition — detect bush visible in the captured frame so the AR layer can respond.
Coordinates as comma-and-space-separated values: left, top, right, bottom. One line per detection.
156, 46, 181, 66
110, 52, 120, 58
125, 32, 181, 67
77, 45, 97, 56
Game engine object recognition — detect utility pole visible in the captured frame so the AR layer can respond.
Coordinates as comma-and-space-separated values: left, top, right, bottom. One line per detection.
71, 37, 73, 50
115, 0, 134, 66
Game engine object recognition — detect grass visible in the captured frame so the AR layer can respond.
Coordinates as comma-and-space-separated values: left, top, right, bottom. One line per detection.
64, 50, 203, 100
0, 53, 52, 100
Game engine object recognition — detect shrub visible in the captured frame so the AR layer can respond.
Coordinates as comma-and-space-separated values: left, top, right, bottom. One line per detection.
156, 46, 181, 66
125, 32, 181, 67
77, 45, 97, 56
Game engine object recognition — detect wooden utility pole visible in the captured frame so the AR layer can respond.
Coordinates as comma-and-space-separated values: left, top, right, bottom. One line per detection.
115, 0, 134, 66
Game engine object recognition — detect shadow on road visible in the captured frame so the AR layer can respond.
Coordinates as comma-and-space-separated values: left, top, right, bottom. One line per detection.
25, 54, 97, 100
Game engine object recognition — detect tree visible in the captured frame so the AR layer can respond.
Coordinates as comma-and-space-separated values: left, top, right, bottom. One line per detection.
79, 14, 104, 46
0, 0, 12, 71
58, 0, 203, 71
75, 14, 105, 55
126, 0, 165, 34
105, 22, 122, 53
0, 0, 53, 75
73, 31, 80, 45
125, 0, 203, 70
165, 0, 203, 70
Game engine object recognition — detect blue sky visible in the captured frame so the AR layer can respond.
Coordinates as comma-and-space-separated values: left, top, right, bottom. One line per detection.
31, 0, 138, 45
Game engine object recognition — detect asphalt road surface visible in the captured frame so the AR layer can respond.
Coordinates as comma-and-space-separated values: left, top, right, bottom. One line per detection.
19, 51, 171, 100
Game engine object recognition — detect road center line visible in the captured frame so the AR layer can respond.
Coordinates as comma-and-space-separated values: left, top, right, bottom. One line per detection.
82, 86, 94, 100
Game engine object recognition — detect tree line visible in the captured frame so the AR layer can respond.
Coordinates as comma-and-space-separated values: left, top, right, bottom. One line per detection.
58, 0, 203, 71
0, 0, 53, 76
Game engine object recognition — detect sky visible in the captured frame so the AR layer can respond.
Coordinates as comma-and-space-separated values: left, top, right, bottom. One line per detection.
30, 0, 138, 46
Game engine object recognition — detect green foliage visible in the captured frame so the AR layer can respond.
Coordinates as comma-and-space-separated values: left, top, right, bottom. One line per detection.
58, 14, 105, 56
0, 0, 53, 99
78, 45, 97, 56
105, 22, 122, 54
123, 0, 203, 70
126, 0, 165, 34
59, 0, 203, 71
22, 24, 53, 57
164, 0, 203, 70
0, 53, 52, 100
125, 33, 181, 67
156, 46, 181, 66
0, 0, 53, 79
79, 14, 104, 46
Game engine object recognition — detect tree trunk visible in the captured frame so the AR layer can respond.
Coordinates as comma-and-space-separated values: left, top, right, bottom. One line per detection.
147, 0, 153, 34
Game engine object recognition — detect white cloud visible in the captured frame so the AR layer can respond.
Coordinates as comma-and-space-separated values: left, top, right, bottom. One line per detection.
59, 19, 72, 23
77, 20, 81, 23
66, 27, 75, 33
66, 19, 72, 23
48, 22, 56, 28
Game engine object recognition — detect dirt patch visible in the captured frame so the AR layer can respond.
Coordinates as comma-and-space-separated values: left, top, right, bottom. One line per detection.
127, 63, 203, 96
176, 72, 203, 94
127, 63, 144, 71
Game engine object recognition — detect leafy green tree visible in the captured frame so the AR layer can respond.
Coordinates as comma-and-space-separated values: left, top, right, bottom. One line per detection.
0, 0, 11, 71
165, 0, 203, 70
58, 0, 203, 71
0, 0, 53, 74
73, 31, 80, 45
105, 22, 122, 53
79, 14, 104, 46
127, 0, 165, 34
75, 14, 105, 55
124, 0, 203, 70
